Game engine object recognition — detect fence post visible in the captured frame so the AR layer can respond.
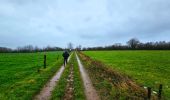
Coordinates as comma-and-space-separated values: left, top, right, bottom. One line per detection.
57, 55, 59, 60
147, 87, 151, 100
44, 55, 46, 68
158, 84, 163, 99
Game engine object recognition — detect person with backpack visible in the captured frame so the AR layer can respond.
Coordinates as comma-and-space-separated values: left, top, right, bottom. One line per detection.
62, 51, 69, 66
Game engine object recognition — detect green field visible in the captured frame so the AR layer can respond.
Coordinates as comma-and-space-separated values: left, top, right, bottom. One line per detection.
0, 52, 63, 100
83, 50, 170, 98
1, 50, 170, 99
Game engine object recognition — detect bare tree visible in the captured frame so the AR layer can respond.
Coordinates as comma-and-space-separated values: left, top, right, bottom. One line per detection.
77, 45, 82, 51
76, 45, 82, 51
127, 38, 140, 49
68, 42, 73, 51
0, 47, 12, 53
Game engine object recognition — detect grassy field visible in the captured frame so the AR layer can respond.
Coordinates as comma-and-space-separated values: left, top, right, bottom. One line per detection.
0, 51, 63, 100
83, 50, 170, 99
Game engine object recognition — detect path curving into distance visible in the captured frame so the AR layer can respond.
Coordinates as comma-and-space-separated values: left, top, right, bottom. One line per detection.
76, 53, 100, 100
34, 54, 72, 100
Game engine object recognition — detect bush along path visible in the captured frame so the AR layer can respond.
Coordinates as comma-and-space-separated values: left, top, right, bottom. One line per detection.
76, 53, 100, 100
78, 52, 159, 100
51, 52, 86, 100
34, 54, 72, 100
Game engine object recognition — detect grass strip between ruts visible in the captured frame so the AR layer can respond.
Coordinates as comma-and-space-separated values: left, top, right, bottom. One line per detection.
51, 52, 86, 100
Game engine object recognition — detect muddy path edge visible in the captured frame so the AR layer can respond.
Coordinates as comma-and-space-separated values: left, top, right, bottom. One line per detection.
76, 53, 100, 100
34, 53, 72, 100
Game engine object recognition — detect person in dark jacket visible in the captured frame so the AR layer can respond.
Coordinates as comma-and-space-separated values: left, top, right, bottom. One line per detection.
62, 51, 69, 66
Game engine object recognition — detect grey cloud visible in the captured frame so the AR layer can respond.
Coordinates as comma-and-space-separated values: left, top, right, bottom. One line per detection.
0, 0, 170, 48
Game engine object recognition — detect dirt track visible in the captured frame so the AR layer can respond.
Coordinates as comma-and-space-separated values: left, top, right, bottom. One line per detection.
34, 53, 100, 100
34, 55, 72, 100
76, 53, 100, 100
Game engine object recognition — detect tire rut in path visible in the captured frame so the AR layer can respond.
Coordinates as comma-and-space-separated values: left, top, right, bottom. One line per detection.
76, 53, 100, 100
34, 55, 72, 100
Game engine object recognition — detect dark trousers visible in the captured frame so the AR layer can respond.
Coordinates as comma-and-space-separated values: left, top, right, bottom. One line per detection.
64, 58, 68, 66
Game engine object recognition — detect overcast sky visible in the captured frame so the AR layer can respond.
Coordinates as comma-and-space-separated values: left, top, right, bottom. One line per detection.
0, 0, 170, 48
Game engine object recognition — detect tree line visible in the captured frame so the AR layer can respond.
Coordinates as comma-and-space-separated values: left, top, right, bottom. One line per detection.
0, 45, 63, 53
1, 39, 170, 52
82, 38, 170, 51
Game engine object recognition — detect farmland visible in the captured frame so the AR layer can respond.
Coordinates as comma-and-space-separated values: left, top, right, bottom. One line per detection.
83, 50, 170, 99
1, 50, 170, 100
0, 51, 63, 100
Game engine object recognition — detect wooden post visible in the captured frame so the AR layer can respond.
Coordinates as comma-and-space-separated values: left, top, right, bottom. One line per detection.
158, 84, 163, 99
57, 55, 59, 60
44, 55, 46, 68
147, 87, 151, 100
37, 69, 40, 73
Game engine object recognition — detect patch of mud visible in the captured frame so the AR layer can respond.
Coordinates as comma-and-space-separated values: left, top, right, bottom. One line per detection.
76, 53, 100, 100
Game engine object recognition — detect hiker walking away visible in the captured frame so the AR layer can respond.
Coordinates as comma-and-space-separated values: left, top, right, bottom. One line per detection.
62, 51, 69, 66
